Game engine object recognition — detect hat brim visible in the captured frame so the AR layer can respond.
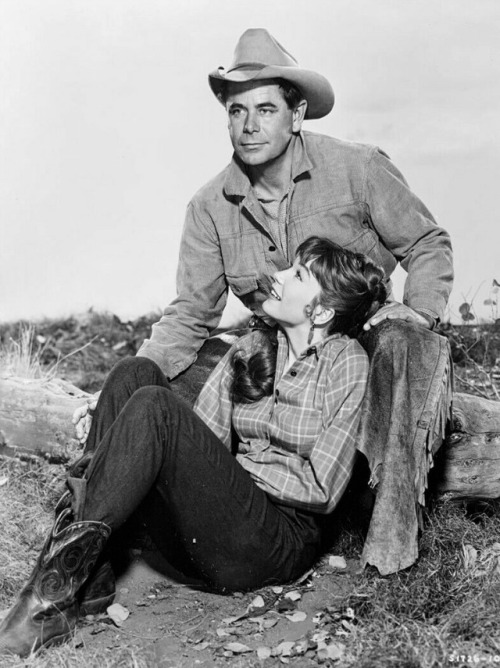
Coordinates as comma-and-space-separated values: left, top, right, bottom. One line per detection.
208, 65, 334, 120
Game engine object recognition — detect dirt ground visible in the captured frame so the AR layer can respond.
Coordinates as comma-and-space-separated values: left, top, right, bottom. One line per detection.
76, 544, 359, 666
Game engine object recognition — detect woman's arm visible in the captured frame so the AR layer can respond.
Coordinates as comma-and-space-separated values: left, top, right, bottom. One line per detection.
194, 331, 267, 448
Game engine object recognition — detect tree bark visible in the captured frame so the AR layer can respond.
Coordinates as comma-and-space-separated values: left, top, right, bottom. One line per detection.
0, 375, 90, 462
433, 392, 500, 498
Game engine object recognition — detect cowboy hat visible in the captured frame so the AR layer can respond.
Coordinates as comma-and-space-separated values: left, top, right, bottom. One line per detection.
208, 29, 334, 120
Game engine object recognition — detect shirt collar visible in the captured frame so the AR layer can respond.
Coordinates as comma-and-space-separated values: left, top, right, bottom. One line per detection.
277, 329, 345, 361
223, 132, 314, 198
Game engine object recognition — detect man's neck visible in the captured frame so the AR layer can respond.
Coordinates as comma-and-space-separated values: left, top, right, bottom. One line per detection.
247, 136, 295, 200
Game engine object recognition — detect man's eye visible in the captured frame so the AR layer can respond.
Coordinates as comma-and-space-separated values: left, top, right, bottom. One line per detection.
229, 109, 241, 117
295, 270, 302, 281
259, 108, 274, 115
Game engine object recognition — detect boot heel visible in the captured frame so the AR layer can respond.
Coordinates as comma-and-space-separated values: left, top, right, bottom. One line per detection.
80, 592, 116, 617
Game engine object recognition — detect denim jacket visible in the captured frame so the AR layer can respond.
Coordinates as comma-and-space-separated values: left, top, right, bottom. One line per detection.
138, 131, 453, 378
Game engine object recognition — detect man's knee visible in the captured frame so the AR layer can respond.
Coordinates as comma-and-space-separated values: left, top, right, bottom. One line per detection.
358, 319, 432, 358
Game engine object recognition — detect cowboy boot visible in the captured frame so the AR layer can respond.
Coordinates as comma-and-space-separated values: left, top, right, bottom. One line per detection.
78, 558, 116, 616
54, 490, 116, 616
0, 508, 110, 657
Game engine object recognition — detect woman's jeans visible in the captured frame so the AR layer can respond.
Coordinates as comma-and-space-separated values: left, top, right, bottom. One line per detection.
80, 358, 322, 592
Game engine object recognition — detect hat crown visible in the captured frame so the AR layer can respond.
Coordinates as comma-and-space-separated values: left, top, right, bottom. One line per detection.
228, 28, 298, 72
208, 28, 335, 120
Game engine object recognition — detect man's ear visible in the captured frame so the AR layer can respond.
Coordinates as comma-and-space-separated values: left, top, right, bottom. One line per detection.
292, 100, 307, 133
313, 304, 335, 326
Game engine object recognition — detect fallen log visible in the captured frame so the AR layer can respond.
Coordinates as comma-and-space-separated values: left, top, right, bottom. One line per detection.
0, 334, 237, 463
433, 392, 500, 499
0, 375, 91, 462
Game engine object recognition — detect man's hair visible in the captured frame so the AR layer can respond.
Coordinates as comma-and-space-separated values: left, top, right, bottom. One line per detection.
217, 78, 305, 111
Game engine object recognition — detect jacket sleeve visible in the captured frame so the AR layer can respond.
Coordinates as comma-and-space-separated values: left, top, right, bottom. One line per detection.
137, 200, 228, 379
365, 148, 454, 321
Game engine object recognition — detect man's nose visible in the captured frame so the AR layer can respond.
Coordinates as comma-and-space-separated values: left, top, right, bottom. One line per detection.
244, 111, 260, 133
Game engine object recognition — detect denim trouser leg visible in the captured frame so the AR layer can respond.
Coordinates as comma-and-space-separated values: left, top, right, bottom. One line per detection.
81, 358, 321, 591
83, 356, 170, 455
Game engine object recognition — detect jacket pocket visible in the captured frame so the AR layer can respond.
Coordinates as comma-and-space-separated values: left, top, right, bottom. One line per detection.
227, 274, 259, 297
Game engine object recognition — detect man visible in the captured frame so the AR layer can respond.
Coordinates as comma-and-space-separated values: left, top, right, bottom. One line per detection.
136, 28, 453, 379
76, 29, 453, 575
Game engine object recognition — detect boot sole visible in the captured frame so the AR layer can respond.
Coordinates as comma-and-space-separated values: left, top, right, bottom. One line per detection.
80, 593, 116, 617
41, 629, 73, 651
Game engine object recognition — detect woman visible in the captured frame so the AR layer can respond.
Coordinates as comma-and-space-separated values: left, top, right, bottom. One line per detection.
0, 237, 386, 657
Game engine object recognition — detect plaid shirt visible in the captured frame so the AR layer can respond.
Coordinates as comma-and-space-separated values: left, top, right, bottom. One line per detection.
194, 330, 369, 514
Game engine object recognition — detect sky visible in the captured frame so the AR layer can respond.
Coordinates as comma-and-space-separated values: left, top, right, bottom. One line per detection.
1, 0, 499, 326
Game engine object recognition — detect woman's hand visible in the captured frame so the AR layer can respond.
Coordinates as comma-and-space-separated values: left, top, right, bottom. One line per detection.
363, 301, 432, 331
72, 392, 100, 444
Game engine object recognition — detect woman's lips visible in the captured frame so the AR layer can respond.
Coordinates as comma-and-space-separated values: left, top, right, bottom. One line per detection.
270, 286, 281, 301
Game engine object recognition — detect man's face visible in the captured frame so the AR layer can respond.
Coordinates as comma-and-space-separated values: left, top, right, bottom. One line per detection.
225, 80, 305, 168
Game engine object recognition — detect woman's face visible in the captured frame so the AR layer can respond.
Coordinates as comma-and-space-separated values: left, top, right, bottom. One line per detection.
262, 256, 322, 327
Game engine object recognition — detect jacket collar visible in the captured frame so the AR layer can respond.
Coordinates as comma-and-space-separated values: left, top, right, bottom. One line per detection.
223, 132, 314, 198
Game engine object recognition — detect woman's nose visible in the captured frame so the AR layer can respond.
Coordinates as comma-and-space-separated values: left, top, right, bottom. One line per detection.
274, 268, 289, 283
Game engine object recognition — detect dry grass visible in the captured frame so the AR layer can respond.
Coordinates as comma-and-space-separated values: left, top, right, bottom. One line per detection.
334, 498, 500, 666
0, 325, 57, 380
0, 643, 154, 668
0, 459, 59, 601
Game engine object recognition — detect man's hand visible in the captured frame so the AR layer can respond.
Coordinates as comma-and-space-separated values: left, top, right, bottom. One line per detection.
363, 301, 432, 331
72, 392, 101, 444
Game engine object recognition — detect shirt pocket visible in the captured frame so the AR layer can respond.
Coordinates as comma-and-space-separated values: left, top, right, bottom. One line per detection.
291, 202, 383, 265
226, 274, 259, 298
220, 230, 265, 279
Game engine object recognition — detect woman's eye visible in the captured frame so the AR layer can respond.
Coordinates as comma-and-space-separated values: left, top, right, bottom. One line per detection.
295, 270, 302, 281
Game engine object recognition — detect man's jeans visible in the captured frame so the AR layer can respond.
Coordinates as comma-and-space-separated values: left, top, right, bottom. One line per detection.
80, 358, 322, 592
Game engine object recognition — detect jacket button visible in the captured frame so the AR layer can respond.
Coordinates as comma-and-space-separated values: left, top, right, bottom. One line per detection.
290, 370, 297, 377
269, 245, 276, 252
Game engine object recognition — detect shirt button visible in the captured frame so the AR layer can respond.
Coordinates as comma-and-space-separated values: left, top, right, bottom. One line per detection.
269, 245, 276, 252
290, 370, 297, 377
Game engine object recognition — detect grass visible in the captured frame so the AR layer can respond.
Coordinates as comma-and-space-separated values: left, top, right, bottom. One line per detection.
1, 314, 500, 667
338, 498, 500, 666
0, 312, 160, 393
0, 325, 57, 380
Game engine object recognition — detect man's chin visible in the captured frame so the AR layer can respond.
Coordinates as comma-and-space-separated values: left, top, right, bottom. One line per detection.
237, 151, 269, 167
